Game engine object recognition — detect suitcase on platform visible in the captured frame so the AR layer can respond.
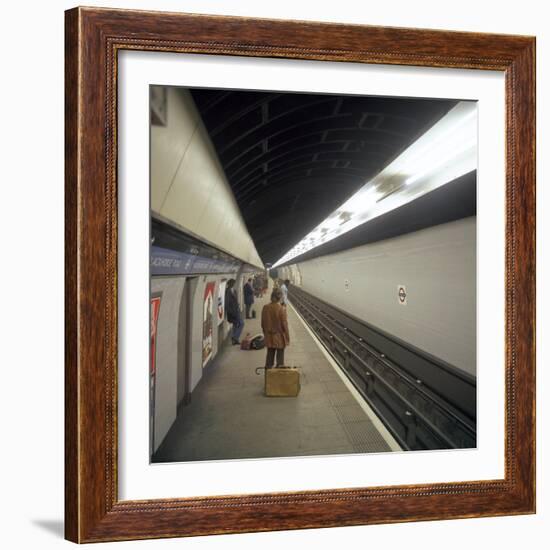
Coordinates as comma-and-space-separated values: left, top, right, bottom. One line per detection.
264, 366, 301, 397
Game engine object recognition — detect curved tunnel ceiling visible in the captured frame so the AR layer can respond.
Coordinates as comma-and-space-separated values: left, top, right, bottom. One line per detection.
190, 88, 458, 264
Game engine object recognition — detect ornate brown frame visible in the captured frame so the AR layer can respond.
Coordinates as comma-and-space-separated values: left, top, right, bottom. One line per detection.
65, 6, 536, 543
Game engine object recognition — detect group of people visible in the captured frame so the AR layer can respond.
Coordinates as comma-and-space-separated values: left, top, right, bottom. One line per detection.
252, 273, 268, 298
224, 277, 291, 368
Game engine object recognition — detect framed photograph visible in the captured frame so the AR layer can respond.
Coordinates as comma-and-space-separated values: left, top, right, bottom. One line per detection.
65, 6, 535, 543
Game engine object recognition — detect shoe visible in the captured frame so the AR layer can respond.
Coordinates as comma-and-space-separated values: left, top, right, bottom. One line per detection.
232, 339, 240, 345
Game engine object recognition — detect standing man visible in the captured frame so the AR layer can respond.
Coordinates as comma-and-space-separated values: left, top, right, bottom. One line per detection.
262, 273, 268, 297
243, 277, 255, 319
261, 288, 290, 368
225, 279, 243, 345
280, 279, 290, 306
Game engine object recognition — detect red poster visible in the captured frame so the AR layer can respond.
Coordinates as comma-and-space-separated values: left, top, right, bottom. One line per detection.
150, 296, 161, 455
150, 297, 161, 375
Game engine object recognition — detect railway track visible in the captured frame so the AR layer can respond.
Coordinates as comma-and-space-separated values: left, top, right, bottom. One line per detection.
289, 286, 476, 451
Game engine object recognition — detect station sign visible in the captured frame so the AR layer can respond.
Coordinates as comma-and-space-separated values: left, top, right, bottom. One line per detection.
397, 284, 407, 305
151, 246, 240, 276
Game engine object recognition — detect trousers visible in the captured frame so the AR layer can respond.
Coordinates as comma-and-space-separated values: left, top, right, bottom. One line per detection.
231, 316, 244, 342
265, 347, 285, 368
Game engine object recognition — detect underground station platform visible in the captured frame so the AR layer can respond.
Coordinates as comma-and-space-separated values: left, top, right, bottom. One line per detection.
152, 289, 399, 463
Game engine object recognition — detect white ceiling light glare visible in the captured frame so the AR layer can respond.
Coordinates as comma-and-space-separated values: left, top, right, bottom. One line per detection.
272, 100, 477, 268
402, 104, 477, 187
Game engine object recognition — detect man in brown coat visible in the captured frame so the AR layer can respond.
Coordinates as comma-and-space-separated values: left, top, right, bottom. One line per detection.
261, 288, 290, 368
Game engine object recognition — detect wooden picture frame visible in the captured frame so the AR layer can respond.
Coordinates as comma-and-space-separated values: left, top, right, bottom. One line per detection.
65, 6, 535, 543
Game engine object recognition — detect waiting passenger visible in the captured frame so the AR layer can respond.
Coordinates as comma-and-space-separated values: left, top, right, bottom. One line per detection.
225, 279, 244, 345
243, 278, 255, 319
280, 279, 290, 306
253, 274, 265, 297
261, 288, 290, 368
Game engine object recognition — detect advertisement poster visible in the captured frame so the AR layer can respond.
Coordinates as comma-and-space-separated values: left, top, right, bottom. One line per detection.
217, 280, 227, 326
150, 296, 161, 454
202, 282, 216, 367
150, 297, 162, 375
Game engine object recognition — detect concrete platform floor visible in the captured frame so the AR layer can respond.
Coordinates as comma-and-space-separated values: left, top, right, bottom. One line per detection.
153, 285, 396, 463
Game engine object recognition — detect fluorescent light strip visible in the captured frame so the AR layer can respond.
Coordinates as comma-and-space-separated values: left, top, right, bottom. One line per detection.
405, 140, 476, 186
273, 101, 477, 267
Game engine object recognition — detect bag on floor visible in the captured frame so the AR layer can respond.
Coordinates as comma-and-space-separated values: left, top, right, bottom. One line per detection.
250, 334, 264, 350
251, 309, 256, 319
240, 333, 252, 350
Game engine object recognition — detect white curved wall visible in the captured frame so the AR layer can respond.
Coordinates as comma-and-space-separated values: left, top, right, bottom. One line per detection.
151, 87, 263, 269
283, 217, 476, 375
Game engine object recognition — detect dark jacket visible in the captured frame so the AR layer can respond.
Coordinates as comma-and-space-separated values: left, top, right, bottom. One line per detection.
225, 287, 240, 324
243, 282, 255, 305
